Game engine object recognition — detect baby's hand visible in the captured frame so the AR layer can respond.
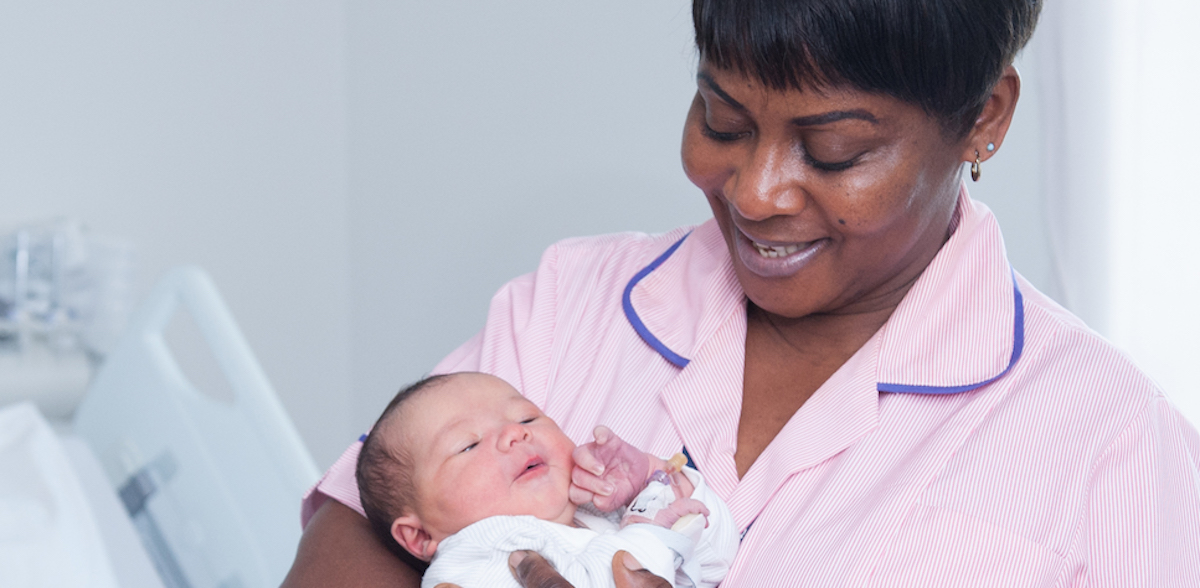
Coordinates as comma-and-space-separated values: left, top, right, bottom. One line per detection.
570, 426, 650, 513
621, 497, 709, 529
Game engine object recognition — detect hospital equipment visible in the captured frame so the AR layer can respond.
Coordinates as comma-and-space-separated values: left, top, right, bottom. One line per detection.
0, 219, 135, 418
1, 266, 319, 587
0, 218, 134, 356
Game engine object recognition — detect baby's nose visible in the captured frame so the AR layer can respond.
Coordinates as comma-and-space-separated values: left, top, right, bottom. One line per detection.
499, 422, 532, 449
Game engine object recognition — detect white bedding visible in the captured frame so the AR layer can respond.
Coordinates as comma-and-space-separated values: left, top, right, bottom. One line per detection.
0, 402, 162, 588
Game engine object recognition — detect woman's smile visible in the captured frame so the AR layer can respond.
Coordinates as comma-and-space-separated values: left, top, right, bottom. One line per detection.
736, 227, 828, 279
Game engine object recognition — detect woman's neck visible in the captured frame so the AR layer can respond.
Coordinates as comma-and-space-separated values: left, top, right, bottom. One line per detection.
747, 299, 896, 359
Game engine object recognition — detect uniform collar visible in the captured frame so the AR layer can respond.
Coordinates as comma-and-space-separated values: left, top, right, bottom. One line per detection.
622, 185, 1023, 395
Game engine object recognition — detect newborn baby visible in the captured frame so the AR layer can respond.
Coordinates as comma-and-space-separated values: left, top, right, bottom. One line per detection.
355, 372, 737, 588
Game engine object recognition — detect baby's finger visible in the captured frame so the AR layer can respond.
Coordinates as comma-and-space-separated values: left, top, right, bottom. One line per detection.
679, 498, 709, 518
592, 492, 626, 513
572, 467, 615, 497
568, 484, 594, 507
593, 425, 613, 445
681, 497, 708, 514
572, 444, 605, 476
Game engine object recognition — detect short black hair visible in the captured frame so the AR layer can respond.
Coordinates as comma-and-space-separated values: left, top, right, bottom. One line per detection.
693, 0, 1042, 137
356, 373, 455, 561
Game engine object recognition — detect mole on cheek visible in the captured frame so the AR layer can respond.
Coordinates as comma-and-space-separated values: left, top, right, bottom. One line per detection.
838, 219, 847, 225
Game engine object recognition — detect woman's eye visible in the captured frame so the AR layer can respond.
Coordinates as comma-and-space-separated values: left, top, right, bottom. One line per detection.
804, 152, 857, 172
701, 120, 744, 143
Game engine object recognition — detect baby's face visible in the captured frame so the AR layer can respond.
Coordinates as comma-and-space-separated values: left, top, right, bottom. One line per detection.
400, 373, 577, 541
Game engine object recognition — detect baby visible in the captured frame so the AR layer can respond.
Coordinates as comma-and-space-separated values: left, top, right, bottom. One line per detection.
355, 372, 737, 588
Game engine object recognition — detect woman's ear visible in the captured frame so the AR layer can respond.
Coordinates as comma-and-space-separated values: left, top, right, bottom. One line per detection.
964, 64, 1021, 163
391, 514, 440, 562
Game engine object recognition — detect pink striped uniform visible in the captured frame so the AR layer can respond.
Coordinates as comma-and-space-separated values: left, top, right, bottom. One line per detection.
304, 188, 1200, 587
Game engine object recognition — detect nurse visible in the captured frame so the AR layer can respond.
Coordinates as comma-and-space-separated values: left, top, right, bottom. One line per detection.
285, 0, 1200, 586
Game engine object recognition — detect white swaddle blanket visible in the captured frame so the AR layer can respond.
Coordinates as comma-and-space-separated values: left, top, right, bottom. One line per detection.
0, 402, 120, 588
422, 467, 737, 588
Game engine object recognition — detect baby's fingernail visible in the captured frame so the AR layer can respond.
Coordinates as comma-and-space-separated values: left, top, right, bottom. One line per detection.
620, 551, 644, 571
602, 483, 614, 495
594, 465, 605, 475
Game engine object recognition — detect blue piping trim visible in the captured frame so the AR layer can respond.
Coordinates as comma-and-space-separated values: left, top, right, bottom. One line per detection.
358, 434, 367, 442
681, 445, 696, 471
877, 269, 1025, 395
622, 233, 693, 368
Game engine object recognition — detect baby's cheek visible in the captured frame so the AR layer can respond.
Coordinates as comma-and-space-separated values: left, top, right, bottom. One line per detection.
450, 481, 503, 521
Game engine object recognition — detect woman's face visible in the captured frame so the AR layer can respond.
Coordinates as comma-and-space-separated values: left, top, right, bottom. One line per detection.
681, 64, 971, 320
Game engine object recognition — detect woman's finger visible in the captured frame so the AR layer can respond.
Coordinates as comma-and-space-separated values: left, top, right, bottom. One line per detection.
509, 551, 575, 588
611, 551, 671, 588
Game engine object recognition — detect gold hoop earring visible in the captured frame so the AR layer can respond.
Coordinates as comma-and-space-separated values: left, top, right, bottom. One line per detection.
970, 150, 981, 182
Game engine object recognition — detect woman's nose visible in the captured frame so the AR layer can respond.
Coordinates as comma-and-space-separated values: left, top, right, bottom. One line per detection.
498, 422, 531, 450
725, 144, 807, 221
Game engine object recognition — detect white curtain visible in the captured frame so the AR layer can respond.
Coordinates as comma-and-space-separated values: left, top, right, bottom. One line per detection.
1039, 0, 1200, 421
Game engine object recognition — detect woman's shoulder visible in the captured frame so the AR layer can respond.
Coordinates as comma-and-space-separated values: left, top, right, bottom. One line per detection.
934, 274, 1197, 550
1008, 272, 1177, 429
541, 223, 705, 271
522, 221, 722, 300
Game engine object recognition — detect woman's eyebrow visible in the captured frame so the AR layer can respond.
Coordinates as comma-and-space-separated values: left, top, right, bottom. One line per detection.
698, 71, 879, 127
790, 110, 879, 126
697, 71, 748, 112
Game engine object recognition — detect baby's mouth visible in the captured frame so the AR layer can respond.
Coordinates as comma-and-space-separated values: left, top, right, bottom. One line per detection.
518, 456, 546, 479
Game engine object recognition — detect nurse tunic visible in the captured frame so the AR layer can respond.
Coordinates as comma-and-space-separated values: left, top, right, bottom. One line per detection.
305, 187, 1200, 587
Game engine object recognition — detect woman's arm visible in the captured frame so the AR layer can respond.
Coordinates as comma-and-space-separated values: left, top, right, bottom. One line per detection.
281, 499, 422, 588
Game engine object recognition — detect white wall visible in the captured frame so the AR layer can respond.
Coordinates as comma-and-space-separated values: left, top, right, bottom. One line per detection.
1106, 0, 1200, 420
342, 1, 714, 432
0, 2, 355, 468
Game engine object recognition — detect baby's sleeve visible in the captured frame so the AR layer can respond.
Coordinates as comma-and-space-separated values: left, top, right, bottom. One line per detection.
677, 467, 739, 588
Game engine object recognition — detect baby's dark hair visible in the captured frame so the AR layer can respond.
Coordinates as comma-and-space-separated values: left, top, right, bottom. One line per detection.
356, 373, 456, 559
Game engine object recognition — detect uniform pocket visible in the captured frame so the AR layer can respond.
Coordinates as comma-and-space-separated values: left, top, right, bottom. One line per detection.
865, 504, 1066, 588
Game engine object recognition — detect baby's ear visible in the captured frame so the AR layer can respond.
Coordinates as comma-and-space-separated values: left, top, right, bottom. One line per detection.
391, 514, 440, 562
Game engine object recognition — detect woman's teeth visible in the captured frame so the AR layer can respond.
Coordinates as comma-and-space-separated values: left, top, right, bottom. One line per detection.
753, 242, 803, 258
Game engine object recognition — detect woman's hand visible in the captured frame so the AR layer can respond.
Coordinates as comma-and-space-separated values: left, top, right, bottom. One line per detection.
506, 550, 670, 588
570, 426, 650, 512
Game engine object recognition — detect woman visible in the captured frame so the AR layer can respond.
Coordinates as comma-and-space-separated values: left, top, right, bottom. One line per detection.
285, 0, 1200, 586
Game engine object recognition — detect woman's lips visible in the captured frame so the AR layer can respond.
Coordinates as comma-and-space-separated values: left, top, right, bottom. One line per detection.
751, 241, 804, 258
735, 229, 827, 279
